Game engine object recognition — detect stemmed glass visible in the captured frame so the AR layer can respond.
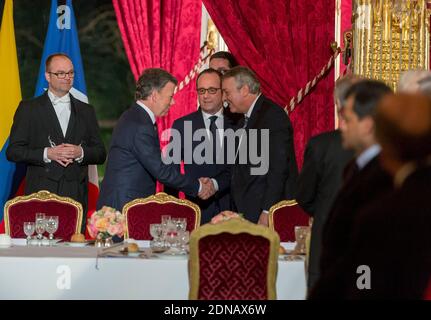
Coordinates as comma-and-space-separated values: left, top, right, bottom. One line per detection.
23, 222, 35, 245
149, 223, 163, 251
178, 230, 190, 254
45, 216, 59, 242
35, 213, 46, 241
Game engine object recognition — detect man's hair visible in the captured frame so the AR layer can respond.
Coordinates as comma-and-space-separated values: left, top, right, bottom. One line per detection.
417, 76, 431, 98
45, 53, 72, 71
375, 93, 431, 162
222, 66, 260, 94
397, 70, 431, 92
135, 68, 178, 101
334, 75, 361, 109
209, 51, 238, 68
196, 68, 222, 87
345, 80, 392, 119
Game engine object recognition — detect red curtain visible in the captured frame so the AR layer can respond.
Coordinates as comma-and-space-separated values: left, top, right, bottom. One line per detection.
202, 0, 335, 168
112, 0, 201, 145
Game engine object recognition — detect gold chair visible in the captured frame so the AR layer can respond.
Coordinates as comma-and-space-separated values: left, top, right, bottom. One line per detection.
189, 218, 280, 300
269, 200, 310, 242
123, 192, 201, 240
4, 190, 83, 241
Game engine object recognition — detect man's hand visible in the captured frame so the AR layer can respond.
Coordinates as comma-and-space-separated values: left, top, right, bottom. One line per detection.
257, 211, 269, 227
47, 145, 73, 167
61, 143, 83, 159
198, 177, 216, 200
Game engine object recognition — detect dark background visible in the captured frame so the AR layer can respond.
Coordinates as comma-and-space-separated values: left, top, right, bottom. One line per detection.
0, 0, 136, 177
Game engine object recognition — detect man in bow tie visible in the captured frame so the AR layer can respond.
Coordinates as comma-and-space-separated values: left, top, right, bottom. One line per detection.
7, 53, 106, 230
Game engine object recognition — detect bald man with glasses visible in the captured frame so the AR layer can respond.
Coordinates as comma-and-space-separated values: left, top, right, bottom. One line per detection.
7, 53, 106, 231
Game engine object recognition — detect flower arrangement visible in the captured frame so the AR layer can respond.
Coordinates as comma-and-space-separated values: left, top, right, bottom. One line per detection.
210, 211, 243, 224
87, 206, 126, 239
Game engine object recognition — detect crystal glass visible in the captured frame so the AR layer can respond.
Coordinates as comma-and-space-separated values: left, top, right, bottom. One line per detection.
45, 216, 59, 241
164, 220, 178, 250
23, 222, 35, 244
35, 213, 46, 240
150, 223, 163, 248
178, 230, 190, 254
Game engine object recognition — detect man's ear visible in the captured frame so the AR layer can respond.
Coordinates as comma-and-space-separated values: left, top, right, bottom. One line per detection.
45, 72, 50, 84
240, 85, 249, 97
363, 116, 375, 134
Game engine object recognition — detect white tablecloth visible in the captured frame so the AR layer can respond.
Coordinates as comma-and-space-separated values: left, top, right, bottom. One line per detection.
0, 240, 306, 300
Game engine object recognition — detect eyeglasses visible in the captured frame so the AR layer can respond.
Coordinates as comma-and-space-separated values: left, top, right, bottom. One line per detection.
48, 71, 75, 79
216, 68, 228, 75
197, 87, 221, 95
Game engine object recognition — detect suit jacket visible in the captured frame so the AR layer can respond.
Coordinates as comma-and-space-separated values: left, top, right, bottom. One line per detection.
165, 108, 235, 224
310, 166, 431, 299
316, 155, 393, 287
296, 130, 354, 288
6, 92, 106, 219
97, 103, 200, 211
231, 94, 298, 223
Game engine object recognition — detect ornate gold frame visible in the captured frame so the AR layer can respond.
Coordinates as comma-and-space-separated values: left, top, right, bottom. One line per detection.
122, 192, 201, 239
268, 199, 301, 232
189, 218, 280, 300
4, 190, 83, 235
352, 0, 431, 90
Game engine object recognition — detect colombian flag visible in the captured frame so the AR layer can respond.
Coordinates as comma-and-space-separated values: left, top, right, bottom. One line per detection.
0, 0, 22, 233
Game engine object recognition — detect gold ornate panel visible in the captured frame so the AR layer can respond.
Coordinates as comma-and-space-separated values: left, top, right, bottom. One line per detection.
352, 0, 431, 90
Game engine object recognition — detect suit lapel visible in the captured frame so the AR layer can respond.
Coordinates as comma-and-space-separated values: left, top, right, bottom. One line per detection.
64, 95, 77, 142
40, 92, 64, 145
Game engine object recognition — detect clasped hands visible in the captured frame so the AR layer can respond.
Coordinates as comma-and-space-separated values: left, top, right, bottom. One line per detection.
47, 143, 82, 167
198, 177, 216, 200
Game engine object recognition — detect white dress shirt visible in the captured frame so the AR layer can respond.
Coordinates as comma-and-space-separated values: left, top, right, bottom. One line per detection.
43, 90, 83, 163
201, 108, 224, 145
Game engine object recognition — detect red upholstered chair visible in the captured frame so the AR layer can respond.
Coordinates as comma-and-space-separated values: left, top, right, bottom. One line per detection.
4, 190, 83, 241
123, 192, 201, 240
189, 218, 279, 300
269, 200, 310, 242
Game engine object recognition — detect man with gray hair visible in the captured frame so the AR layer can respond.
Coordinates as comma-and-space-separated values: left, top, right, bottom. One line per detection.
222, 66, 298, 225
97, 68, 214, 211
397, 69, 431, 93
296, 75, 358, 289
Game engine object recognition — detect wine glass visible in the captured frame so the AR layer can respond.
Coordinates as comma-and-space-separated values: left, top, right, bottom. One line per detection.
45, 216, 59, 242
23, 222, 35, 245
35, 213, 46, 241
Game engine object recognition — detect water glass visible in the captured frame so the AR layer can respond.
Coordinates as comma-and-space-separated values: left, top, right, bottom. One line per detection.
23, 222, 35, 244
45, 216, 59, 241
35, 213, 46, 240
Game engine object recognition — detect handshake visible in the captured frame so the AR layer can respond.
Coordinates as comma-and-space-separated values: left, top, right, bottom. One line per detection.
197, 177, 216, 200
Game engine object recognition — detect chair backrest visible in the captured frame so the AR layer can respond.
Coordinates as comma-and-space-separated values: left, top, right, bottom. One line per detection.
189, 218, 280, 300
123, 192, 201, 240
269, 200, 310, 242
4, 190, 83, 241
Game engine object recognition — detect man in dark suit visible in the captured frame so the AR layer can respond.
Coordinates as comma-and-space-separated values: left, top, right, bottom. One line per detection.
97, 68, 215, 212
310, 93, 431, 299
296, 76, 357, 288
209, 51, 242, 125
309, 80, 393, 298
222, 66, 298, 225
165, 69, 234, 224
7, 53, 106, 229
